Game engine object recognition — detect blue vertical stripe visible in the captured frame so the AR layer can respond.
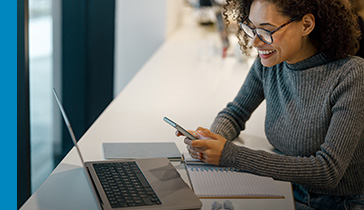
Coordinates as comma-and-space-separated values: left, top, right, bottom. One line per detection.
0, 1, 17, 209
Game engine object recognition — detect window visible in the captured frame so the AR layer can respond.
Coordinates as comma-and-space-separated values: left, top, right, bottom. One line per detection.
28, 0, 58, 193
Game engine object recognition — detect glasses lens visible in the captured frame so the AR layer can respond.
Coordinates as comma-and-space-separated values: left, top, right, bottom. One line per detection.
256, 28, 272, 44
240, 23, 255, 38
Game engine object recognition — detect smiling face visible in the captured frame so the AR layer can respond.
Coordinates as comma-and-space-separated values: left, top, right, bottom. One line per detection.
249, 0, 317, 67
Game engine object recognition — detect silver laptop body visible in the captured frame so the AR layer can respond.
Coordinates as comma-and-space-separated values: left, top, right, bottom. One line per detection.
53, 89, 202, 210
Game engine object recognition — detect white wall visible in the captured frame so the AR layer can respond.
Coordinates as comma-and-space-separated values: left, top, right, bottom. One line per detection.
113, 0, 184, 97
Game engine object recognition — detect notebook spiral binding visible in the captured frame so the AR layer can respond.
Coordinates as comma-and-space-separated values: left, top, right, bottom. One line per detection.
190, 166, 239, 172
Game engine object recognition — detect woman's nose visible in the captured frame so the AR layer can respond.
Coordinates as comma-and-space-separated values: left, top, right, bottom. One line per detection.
252, 35, 265, 48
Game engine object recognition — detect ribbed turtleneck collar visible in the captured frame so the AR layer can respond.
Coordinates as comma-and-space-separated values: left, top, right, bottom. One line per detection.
284, 53, 329, 71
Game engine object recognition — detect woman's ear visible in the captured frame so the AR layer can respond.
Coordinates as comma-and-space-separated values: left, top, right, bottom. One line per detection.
301, 14, 315, 36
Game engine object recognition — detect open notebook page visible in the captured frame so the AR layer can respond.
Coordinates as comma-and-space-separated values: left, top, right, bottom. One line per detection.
185, 159, 284, 198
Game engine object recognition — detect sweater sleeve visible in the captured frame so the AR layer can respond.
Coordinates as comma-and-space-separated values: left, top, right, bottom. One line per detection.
219, 60, 364, 193
210, 57, 265, 141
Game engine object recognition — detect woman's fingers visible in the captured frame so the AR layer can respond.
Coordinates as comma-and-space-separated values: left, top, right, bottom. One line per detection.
195, 127, 221, 139
183, 128, 227, 165
187, 145, 202, 159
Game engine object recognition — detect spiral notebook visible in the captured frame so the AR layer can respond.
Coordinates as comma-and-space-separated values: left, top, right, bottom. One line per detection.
183, 153, 284, 199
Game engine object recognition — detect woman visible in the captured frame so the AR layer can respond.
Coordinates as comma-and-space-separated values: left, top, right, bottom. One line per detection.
182, 0, 364, 209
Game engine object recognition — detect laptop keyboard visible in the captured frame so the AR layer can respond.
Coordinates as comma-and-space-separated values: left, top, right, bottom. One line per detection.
93, 161, 162, 208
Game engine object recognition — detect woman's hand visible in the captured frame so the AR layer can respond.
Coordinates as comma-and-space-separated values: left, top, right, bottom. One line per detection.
180, 127, 227, 165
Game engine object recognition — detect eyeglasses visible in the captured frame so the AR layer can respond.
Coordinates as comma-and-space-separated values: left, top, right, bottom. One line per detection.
239, 16, 302, 44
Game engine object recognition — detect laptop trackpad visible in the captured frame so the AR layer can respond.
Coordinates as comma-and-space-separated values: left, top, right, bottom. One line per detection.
136, 158, 201, 209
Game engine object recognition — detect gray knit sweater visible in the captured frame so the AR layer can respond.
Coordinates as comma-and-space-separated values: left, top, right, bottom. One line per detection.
210, 53, 364, 196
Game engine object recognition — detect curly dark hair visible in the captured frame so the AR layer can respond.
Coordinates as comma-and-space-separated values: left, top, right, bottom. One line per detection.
223, 0, 361, 60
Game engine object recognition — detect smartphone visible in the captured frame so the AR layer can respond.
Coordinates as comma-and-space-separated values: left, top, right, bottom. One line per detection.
163, 117, 197, 140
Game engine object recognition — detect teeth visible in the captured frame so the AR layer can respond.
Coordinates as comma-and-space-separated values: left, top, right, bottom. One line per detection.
258, 50, 275, 55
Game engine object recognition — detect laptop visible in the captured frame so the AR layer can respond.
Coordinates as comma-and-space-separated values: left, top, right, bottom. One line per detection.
53, 89, 202, 210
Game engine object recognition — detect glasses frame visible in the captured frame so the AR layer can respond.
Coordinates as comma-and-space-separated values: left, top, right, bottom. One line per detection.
239, 16, 302, 44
